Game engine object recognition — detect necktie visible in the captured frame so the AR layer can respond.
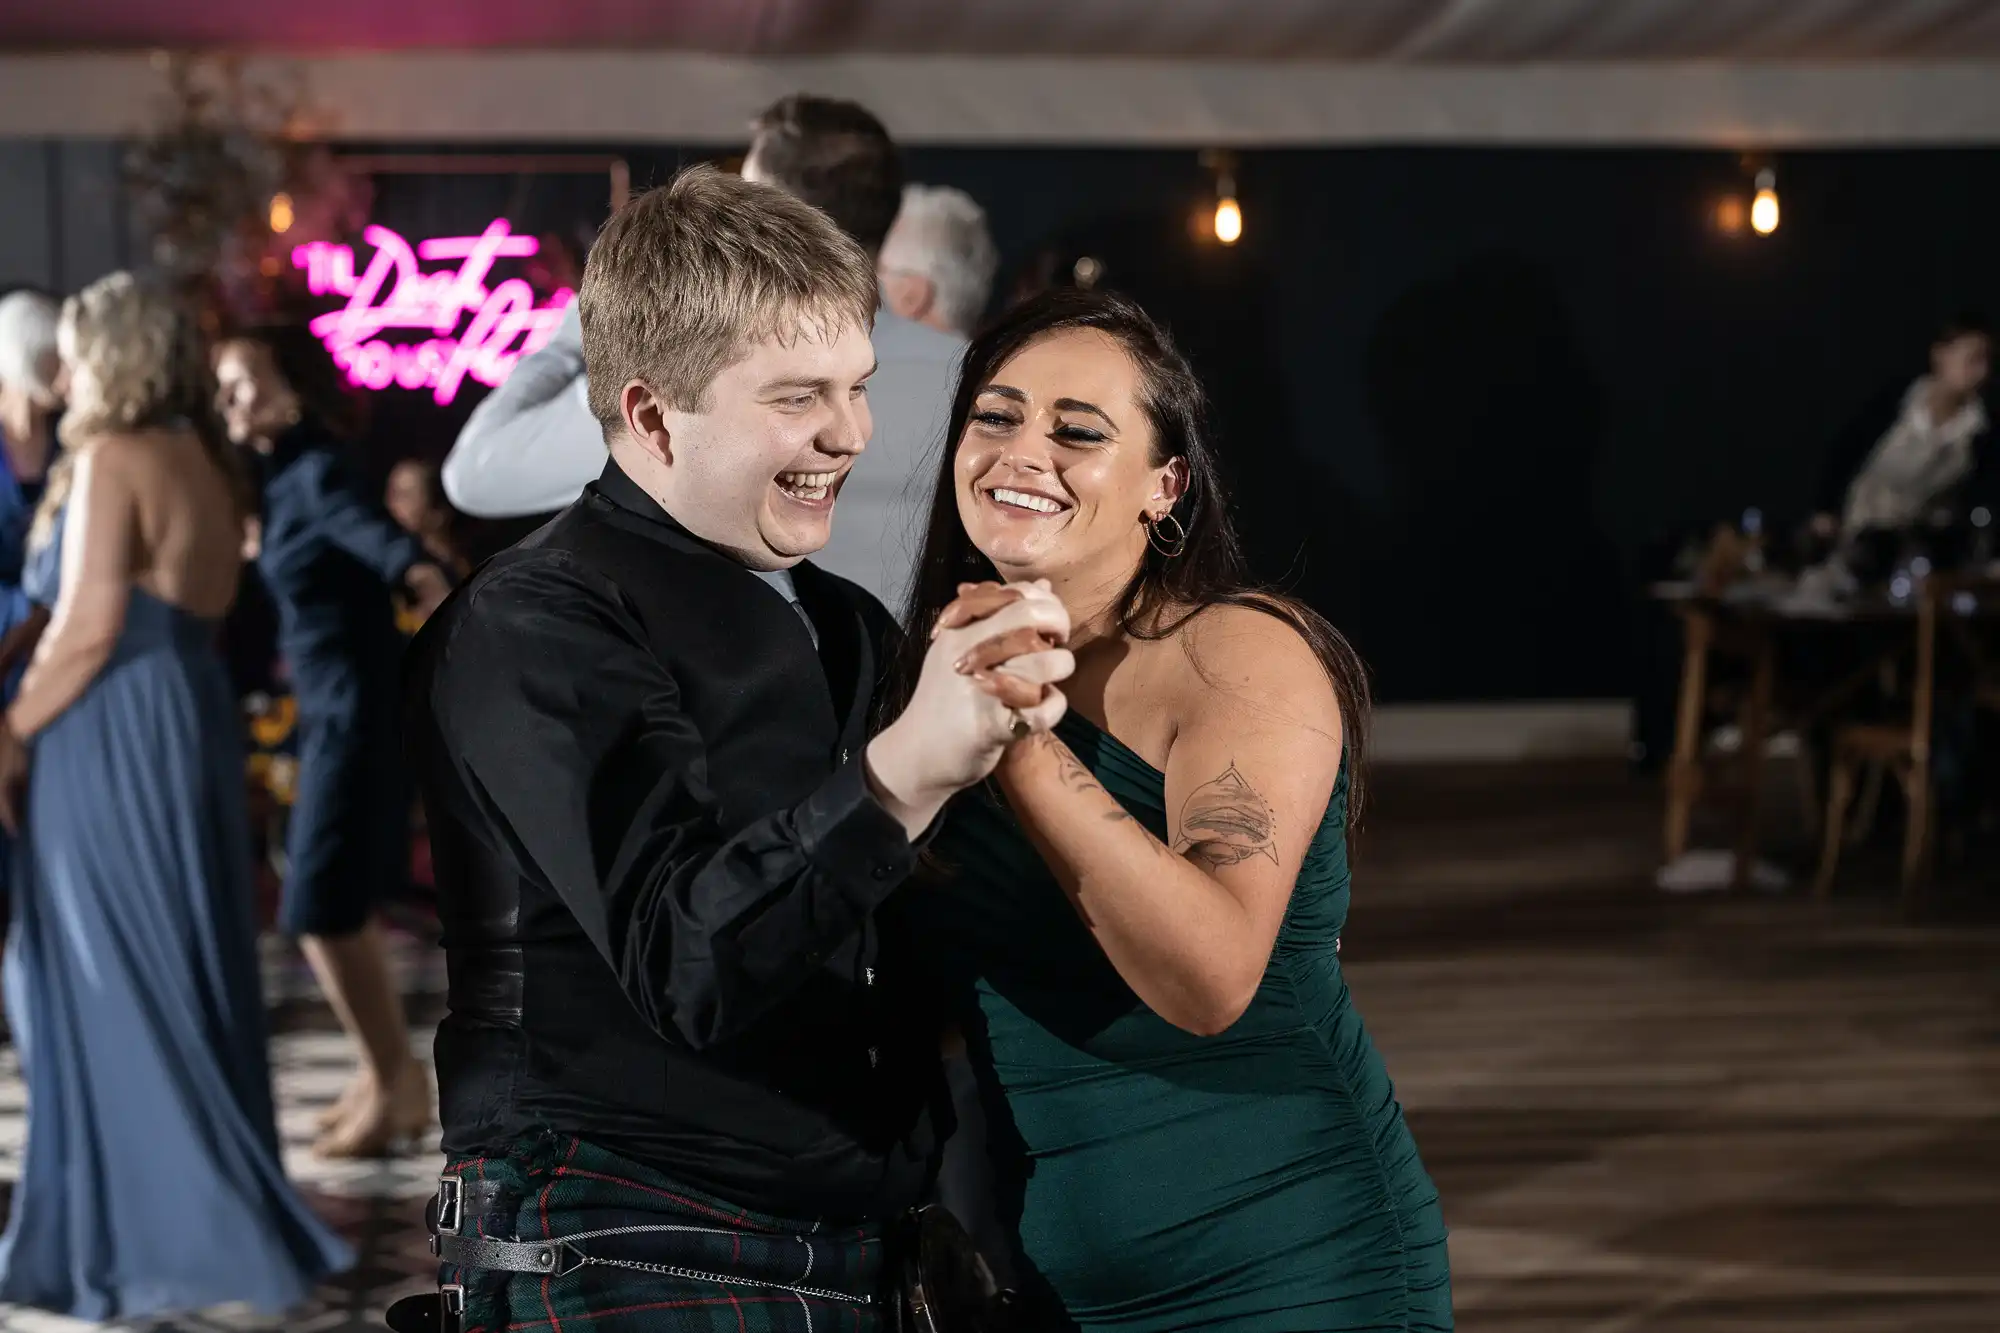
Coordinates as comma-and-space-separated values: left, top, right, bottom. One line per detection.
787, 596, 819, 649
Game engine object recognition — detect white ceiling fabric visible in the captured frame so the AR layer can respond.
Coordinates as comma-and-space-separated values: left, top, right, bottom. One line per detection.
8, 0, 2000, 59
7, 3, 2000, 144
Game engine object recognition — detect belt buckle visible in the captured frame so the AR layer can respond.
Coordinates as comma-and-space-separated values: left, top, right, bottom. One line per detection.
441, 1282, 466, 1333
436, 1174, 464, 1236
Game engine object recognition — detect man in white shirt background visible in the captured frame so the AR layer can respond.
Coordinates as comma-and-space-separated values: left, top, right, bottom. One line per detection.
441, 97, 997, 614
1838, 312, 1992, 538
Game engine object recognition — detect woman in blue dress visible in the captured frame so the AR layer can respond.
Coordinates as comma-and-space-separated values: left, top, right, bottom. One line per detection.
0, 272, 352, 1319
214, 326, 451, 1158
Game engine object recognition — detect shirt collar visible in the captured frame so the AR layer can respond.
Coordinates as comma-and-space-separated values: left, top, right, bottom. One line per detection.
592, 453, 675, 527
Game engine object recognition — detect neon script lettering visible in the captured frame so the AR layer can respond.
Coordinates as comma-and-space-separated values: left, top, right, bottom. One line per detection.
292, 219, 573, 406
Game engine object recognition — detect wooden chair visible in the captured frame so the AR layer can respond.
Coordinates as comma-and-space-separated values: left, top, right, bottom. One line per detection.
1815, 574, 2000, 914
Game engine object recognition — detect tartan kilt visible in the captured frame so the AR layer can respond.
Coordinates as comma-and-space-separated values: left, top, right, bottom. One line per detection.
443, 1133, 890, 1333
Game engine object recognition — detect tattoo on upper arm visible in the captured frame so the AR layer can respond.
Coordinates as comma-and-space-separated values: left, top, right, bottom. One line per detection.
1172, 763, 1280, 871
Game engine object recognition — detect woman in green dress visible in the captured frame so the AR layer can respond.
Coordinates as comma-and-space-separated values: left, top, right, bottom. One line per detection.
893, 288, 1451, 1330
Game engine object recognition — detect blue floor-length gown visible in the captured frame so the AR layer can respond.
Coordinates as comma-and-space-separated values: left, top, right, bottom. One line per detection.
0, 505, 353, 1319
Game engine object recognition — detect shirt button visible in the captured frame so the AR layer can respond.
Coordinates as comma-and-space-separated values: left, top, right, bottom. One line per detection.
839, 747, 851, 765
872, 865, 891, 880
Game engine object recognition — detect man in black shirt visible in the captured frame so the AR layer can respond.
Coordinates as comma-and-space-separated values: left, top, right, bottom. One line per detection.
403, 167, 1070, 1331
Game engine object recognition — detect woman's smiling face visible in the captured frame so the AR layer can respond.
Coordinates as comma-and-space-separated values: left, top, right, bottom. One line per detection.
953, 326, 1183, 587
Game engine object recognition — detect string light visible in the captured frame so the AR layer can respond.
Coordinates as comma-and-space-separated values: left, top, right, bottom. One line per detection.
1750, 168, 1779, 236
268, 191, 295, 235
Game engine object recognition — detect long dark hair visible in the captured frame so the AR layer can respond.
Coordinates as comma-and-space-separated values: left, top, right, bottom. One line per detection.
890, 287, 1373, 828
225, 322, 364, 441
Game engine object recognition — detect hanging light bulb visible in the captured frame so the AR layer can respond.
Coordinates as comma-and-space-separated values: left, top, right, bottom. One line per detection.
1214, 189, 1243, 245
268, 191, 295, 235
1750, 168, 1779, 236
1198, 149, 1242, 246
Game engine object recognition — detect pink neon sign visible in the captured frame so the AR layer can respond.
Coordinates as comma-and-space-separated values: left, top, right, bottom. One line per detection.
292, 219, 573, 406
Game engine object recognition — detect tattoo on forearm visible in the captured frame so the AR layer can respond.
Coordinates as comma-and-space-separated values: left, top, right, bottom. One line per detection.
1173, 763, 1280, 871
1041, 737, 1141, 827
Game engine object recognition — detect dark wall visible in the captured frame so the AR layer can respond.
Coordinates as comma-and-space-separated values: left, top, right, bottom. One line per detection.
889, 147, 2000, 704
22, 139, 2000, 703
0, 139, 141, 297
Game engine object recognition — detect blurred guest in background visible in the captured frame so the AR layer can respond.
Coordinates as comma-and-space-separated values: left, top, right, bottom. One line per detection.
0, 291, 61, 597
878, 184, 999, 338
441, 94, 964, 610
385, 458, 470, 578
1813, 313, 1993, 572
0, 291, 64, 926
0, 274, 350, 1319
215, 326, 450, 1159
897, 289, 1451, 1329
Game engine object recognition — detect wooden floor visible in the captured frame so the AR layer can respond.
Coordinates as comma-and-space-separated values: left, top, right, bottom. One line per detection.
1, 762, 1990, 1330
1348, 762, 2000, 1332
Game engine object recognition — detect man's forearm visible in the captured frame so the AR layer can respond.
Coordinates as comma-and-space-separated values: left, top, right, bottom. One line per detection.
442, 381, 604, 516
442, 303, 605, 517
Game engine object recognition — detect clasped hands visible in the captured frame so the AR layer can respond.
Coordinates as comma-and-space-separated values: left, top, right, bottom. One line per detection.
932, 580, 1070, 718
863, 580, 1073, 836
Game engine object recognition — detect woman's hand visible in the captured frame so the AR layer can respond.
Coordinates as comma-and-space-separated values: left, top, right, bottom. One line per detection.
0, 723, 31, 836
934, 581, 1063, 713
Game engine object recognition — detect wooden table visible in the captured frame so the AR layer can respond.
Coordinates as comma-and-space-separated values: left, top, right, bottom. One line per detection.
1652, 578, 1999, 892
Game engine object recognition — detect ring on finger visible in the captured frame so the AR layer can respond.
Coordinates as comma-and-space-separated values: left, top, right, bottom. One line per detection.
1008, 709, 1032, 740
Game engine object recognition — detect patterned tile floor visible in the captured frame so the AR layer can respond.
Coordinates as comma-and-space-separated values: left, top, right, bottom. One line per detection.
0, 926, 449, 1332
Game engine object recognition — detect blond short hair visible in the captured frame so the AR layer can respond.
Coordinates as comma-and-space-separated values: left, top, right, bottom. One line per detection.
579, 165, 878, 431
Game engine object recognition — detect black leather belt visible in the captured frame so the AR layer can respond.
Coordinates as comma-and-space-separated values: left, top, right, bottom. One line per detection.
420, 1172, 879, 1308
435, 1231, 584, 1278
390, 1174, 1036, 1333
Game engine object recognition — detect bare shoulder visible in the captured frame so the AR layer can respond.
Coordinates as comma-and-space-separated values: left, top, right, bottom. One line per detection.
75, 426, 197, 476
1167, 601, 1343, 736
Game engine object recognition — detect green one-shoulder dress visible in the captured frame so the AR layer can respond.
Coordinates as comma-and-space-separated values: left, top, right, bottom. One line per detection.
910, 712, 1451, 1331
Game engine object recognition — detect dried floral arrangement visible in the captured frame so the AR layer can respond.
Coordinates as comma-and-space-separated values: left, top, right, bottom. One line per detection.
124, 55, 372, 328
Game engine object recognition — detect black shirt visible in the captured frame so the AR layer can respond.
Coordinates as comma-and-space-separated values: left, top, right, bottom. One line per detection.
406, 459, 940, 1221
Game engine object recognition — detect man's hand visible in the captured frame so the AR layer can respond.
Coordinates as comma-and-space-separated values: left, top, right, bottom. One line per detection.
866, 581, 1073, 838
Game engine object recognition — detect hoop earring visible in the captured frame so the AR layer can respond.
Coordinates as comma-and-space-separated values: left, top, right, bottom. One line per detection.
1145, 511, 1188, 559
